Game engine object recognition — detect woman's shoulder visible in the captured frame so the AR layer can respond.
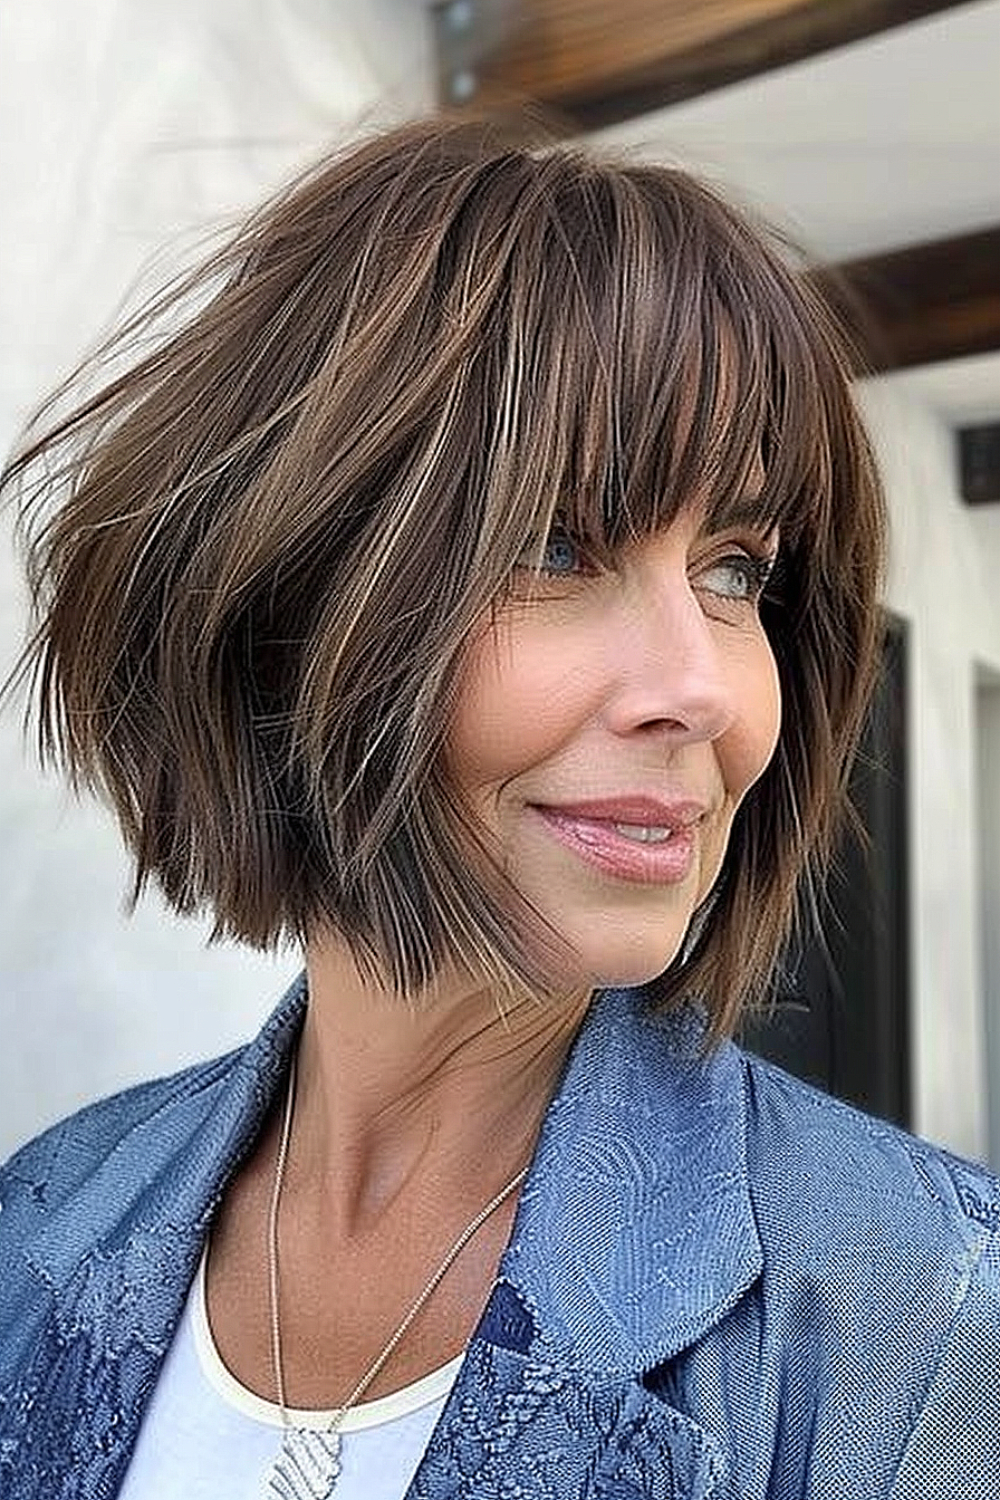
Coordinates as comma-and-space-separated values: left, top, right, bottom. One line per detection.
0, 1050, 241, 1241
713, 1050, 1000, 1494
0, 976, 305, 1248
737, 1043, 1000, 1261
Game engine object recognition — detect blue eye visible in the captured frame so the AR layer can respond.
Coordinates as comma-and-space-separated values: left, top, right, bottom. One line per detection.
700, 553, 775, 603
540, 534, 582, 575
513, 529, 597, 586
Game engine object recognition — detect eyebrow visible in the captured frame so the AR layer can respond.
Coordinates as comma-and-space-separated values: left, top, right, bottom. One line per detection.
703, 490, 776, 534
723, 495, 769, 526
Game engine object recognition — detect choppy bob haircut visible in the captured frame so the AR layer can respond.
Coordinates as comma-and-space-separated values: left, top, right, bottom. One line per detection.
3, 117, 885, 1037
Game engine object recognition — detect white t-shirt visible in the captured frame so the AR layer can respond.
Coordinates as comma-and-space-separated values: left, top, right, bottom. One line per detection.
118, 1250, 461, 1499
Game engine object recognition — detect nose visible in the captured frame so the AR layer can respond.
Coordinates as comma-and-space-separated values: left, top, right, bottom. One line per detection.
603, 574, 736, 744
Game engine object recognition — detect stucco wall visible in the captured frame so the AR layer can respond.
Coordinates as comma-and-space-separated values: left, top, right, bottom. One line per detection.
0, 0, 432, 1159
858, 378, 1000, 1160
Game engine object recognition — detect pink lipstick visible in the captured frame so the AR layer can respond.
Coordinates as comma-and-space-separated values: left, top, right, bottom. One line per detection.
532, 797, 705, 884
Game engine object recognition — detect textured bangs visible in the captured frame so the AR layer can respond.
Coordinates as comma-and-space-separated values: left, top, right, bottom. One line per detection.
459, 154, 844, 582
2, 118, 885, 1029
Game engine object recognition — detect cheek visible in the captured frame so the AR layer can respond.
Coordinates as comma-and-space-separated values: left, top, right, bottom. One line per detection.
758, 644, 783, 763
445, 618, 590, 790
725, 640, 782, 801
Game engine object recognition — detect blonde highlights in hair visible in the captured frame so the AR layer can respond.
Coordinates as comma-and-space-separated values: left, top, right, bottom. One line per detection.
3, 118, 886, 1034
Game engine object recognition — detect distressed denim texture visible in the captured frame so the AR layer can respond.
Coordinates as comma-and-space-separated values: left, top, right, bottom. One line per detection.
1, 979, 998, 1498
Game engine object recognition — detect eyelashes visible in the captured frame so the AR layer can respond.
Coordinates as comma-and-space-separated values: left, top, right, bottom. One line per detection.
535, 532, 584, 577
705, 551, 779, 604
751, 550, 784, 606
517, 528, 782, 608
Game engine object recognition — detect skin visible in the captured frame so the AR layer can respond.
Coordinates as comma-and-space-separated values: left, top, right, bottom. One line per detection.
448, 504, 781, 992
206, 502, 781, 1409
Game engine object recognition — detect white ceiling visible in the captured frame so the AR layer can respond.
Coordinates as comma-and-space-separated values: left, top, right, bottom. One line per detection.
885, 350, 1000, 424
591, 0, 1000, 421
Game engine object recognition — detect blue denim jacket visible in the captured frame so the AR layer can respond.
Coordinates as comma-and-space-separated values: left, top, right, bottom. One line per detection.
1, 978, 998, 1498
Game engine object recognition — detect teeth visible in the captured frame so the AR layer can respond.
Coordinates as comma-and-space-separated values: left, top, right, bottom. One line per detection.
613, 823, 674, 843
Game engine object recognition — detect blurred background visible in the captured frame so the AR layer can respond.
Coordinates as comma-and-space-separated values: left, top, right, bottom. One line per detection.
1, 0, 998, 1166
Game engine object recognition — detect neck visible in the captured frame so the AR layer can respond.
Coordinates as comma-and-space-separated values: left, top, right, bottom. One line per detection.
293, 933, 591, 1234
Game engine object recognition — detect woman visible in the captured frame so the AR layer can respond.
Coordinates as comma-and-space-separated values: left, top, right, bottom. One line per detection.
0, 118, 996, 1500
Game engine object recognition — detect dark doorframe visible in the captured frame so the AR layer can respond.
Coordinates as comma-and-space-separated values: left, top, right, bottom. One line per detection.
741, 616, 911, 1127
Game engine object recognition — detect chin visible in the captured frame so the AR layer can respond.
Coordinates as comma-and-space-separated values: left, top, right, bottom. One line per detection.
554, 929, 689, 993
589, 957, 682, 991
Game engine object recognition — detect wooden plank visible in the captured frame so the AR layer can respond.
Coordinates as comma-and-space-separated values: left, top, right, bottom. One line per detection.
813, 226, 1000, 373
432, 0, 971, 127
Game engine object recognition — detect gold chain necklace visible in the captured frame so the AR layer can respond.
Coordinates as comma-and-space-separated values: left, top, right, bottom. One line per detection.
262, 1051, 529, 1500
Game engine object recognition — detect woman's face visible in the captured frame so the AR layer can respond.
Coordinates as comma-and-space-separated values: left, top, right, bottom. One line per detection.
446, 503, 782, 992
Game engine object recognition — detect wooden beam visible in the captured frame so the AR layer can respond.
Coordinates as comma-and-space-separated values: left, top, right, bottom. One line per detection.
431, 0, 971, 128
813, 226, 1000, 373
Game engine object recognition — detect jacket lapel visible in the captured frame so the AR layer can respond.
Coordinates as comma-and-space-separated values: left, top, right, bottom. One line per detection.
410, 1335, 735, 1499
2, 986, 759, 1499
0, 980, 306, 1498
410, 989, 760, 1499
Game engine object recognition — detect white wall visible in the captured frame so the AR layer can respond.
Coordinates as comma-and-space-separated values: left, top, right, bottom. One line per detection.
860, 376, 1000, 1161
0, 0, 432, 1159
976, 664, 1000, 1169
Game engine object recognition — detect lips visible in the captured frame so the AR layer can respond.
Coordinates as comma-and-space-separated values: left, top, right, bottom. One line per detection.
536, 796, 707, 830
531, 796, 707, 884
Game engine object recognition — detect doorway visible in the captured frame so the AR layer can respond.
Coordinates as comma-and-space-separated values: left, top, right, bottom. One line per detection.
741, 616, 911, 1127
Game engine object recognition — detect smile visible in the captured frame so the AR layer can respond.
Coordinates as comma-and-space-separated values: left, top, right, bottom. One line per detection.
613, 823, 674, 843
532, 798, 706, 885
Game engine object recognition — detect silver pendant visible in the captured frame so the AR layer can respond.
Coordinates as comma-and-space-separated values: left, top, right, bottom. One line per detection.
264, 1427, 342, 1500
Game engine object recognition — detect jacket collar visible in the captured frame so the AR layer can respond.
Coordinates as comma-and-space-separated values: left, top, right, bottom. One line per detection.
26, 978, 759, 1374
27, 979, 760, 1375
9, 980, 758, 1498
499, 985, 761, 1376
24, 976, 307, 1352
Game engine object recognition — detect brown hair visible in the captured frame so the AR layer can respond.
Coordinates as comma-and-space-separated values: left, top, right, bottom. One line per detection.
2, 116, 885, 1035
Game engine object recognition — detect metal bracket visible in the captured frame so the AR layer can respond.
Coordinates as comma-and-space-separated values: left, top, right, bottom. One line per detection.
429, 0, 517, 109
